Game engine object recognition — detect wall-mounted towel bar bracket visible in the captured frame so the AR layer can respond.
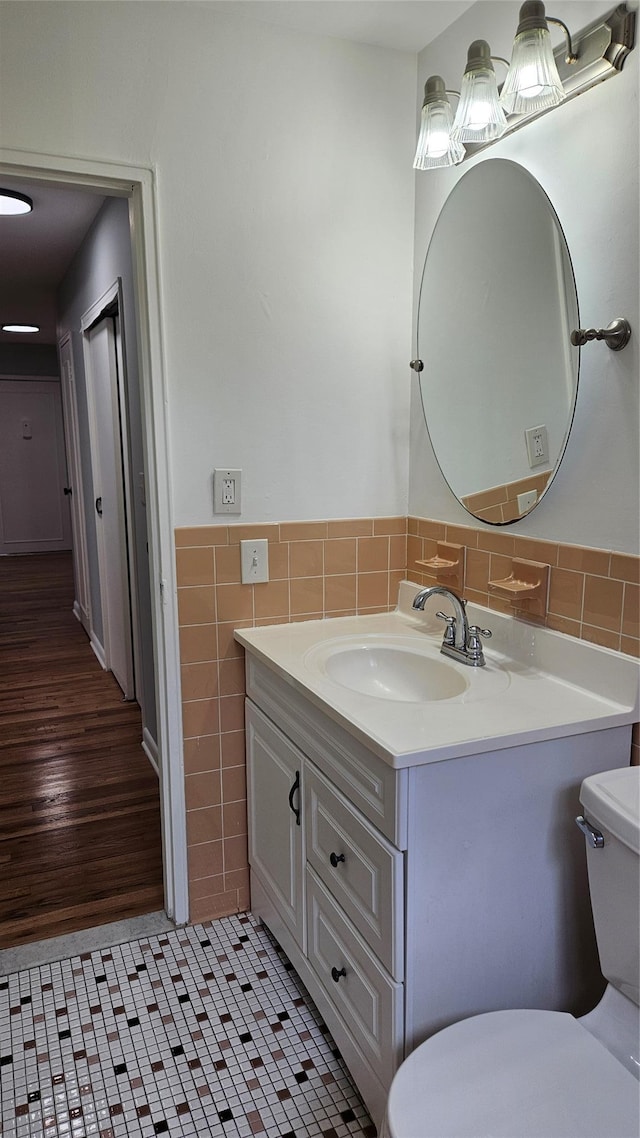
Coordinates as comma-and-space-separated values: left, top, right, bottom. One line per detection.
570, 317, 631, 351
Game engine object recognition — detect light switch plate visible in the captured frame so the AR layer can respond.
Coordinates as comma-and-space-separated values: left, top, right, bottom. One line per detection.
240, 538, 269, 583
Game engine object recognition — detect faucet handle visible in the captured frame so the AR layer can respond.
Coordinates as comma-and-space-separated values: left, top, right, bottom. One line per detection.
467, 624, 492, 651
436, 611, 457, 647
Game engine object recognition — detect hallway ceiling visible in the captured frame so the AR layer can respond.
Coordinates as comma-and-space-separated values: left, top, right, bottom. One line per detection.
0, 2, 472, 349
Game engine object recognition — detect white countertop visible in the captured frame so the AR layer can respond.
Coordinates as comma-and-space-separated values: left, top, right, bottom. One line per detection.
235, 582, 640, 768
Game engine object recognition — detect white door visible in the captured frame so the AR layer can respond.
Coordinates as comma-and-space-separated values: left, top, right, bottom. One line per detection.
58, 335, 91, 631
0, 378, 72, 555
85, 317, 135, 699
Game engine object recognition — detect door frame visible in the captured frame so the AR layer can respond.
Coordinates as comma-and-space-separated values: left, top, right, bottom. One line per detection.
0, 147, 188, 926
58, 333, 91, 631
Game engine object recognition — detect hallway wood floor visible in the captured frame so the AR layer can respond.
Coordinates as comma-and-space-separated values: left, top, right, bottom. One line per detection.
0, 552, 164, 948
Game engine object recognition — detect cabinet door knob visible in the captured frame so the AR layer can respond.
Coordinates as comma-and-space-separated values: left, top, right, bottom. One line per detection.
331, 966, 346, 983
329, 852, 345, 868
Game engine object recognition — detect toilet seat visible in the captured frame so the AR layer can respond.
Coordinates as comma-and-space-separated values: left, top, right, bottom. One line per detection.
385, 1009, 640, 1138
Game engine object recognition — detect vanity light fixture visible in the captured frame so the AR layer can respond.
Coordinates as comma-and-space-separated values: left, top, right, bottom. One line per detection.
1, 323, 40, 333
0, 189, 33, 215
415, 2, 636, 169
500, 1, 569, 115
413, 76, 465, 169
450, 41, 508, 144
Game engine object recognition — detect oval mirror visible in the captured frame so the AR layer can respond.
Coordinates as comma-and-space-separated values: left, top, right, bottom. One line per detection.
417, 159, 579, 525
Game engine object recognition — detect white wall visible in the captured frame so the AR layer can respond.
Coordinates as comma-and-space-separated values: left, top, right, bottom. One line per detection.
0, 1, 416, 526
410, 1, 639, 554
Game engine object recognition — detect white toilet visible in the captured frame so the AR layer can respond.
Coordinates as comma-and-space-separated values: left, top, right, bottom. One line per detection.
384, 765, 640, 1138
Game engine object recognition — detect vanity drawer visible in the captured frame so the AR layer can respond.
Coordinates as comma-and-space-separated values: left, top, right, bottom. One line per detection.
246, 658, 408, 848
305, 763, 404, 980
306, 867, 402, 1086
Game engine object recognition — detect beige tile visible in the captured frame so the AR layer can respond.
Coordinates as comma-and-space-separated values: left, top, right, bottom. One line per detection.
583, 574, 624, 632
622, 583, 639, 639
406, 535, 424, 576
548, 568, 584, 622
184, 769, 222, 814
227, 524, 279, 544
610, 553, 640, 584
324, 539, 356, 575
445, 524, 477, 549
217, 622, 248, 661
189, 871, 225, 901
190, 890, 239, 921
476, 505, 504, 524
225, 867, 250, 894
223, 799, 248, 837
219, 656, 246, 697
181, 662, 219, 703
324, 575, 356, 613
581, 624, 621, 651
183, 735, 221, 775
357, 572, 389, 609
220, 694, 245, 734
389, 535, 407, 571
416, 519, 446, 541
179, 624, 217, 664
464, 485, 507, 511
221, 730, 246, 768
407, 517, 420, 536
254, 579, 290, 620
214, 544, 242, 584
290, 576, 324, 615
223, 833, 249, 872
620, 637, 639, 659
464, 587, 490, 607
279, 521, 328, 541
465, 548, 490, 594
476, 530, 515, 557
222, 764, 247, 804
373, 516, 406, 535
175, 526, 228, 548
389, 571, 405, 606
489, 554, 513, 586
327, 518, 373, 538
187, 840, 224, 881
182, 698, 219, 739
557, 545, 611, 575
176, 546, 215, 587
186, 803, 222, 844
358, 536, 389, 573
177, 586, 216, 626
216, 583, 253, 623
290, 540, 324, 578
513, 537, 558, 567
268, 542, 289, 580
546, 614, 581, 639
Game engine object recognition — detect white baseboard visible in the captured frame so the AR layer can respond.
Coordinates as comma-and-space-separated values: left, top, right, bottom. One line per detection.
73, 600, 90, 632
90, 631, 107, 670
142, 728, 159, 776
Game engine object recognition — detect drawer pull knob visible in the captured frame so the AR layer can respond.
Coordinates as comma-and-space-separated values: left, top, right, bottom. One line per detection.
329, 851, 345, 868
288, 771, 301, 826
331, 966, 346, 983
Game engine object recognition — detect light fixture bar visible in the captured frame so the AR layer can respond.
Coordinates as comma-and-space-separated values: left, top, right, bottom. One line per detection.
462, 2, 635, 159
2, 324, 40, 333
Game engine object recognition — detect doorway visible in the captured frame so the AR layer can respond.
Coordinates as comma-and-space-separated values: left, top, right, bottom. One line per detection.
0, 149, 187, 932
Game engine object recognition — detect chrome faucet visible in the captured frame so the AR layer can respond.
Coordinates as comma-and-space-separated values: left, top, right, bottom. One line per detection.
412, 585, 492, 667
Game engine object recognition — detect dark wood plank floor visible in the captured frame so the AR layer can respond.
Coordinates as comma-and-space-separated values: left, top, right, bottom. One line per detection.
0, 552, 164, 947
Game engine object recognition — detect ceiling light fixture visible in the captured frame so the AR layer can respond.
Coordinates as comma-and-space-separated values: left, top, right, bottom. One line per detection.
414, 2, 636, 171
0, 189, 33, 216
2, 324, 40, 333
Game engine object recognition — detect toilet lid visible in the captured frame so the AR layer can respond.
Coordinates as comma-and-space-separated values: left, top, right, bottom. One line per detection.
386, 1010, 640, 1138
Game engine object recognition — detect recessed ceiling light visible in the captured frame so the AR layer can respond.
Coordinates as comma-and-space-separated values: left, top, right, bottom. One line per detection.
2, 323, 40, 333
0, 189, 33, 216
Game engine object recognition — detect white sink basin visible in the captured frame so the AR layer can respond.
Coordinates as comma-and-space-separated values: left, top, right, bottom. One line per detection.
317, 641, 468, 702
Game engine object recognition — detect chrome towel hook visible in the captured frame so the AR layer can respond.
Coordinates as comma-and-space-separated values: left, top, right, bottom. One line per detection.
570, 317, 631, 352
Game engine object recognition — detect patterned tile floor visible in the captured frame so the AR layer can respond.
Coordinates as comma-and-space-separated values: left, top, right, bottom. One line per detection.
0, 914, 376, 1138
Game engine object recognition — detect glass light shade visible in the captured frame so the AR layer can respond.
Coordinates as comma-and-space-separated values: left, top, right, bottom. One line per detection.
501, 26, 565, 113
2, 324, 40, 333
414, 96, 465, 170
0, 190, 33, 215
451, 66, 508, 143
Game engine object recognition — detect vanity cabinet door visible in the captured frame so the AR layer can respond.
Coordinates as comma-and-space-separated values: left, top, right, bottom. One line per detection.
246, 701, 305, 950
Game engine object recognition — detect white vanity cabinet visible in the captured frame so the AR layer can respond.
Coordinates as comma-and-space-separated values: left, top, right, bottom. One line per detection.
243, 652, 633, 1129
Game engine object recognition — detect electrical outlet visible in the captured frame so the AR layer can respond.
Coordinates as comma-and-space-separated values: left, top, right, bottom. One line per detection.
240, 538, 269, 583
524, 425, 549, 468
213, 468, 242, 514
517, 489, 537, 514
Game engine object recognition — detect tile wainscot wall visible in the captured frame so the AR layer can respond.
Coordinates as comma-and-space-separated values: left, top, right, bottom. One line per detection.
176, 517, 640, 922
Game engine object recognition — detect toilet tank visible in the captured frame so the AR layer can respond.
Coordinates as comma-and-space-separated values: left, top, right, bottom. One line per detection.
579, 766, 640, 1007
